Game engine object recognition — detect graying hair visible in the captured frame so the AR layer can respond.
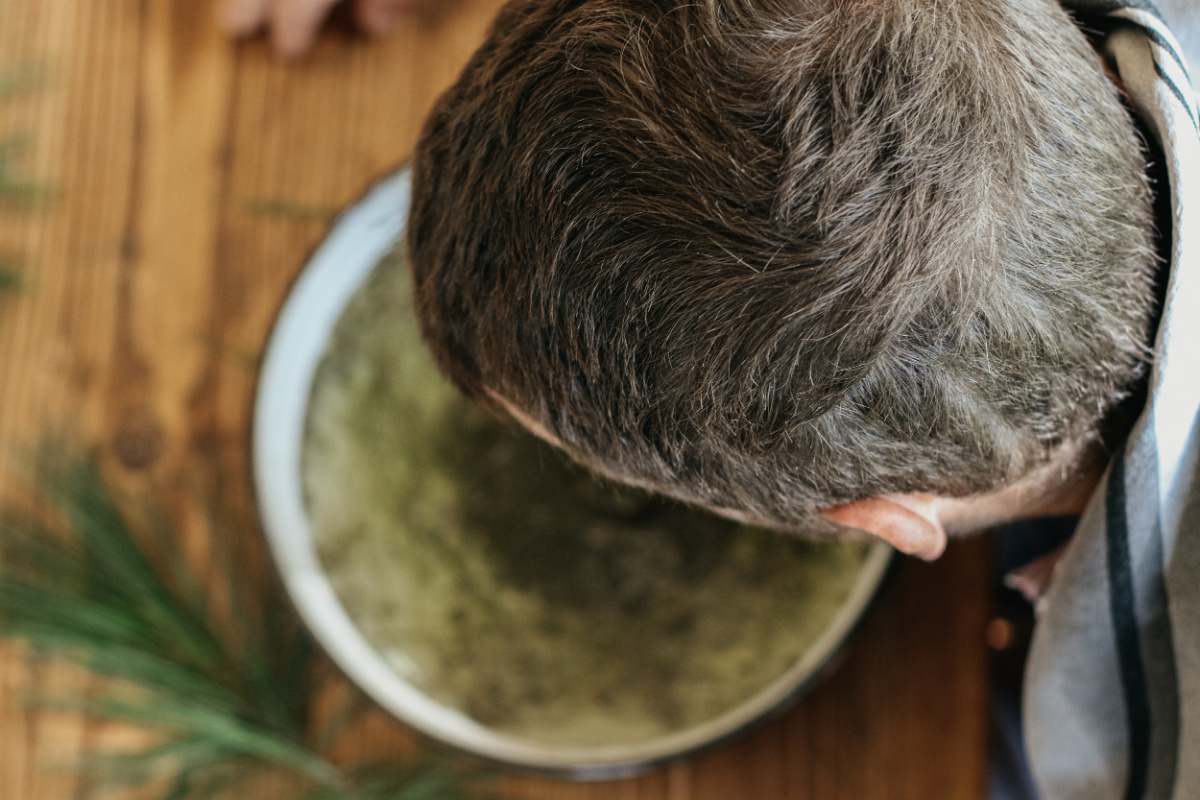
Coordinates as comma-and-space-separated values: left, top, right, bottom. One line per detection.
409, 0, 1156, 533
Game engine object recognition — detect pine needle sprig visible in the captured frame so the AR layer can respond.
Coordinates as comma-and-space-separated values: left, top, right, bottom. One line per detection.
0, 262, 20, 292
0, 131, 52, 207
0, 61, 52, 290
243, 197, 338, 222
305, 762, 496, 800
0, 451, 498, 800
0, 61, 46, 100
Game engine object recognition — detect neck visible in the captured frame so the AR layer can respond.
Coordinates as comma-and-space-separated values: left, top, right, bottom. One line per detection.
936, 441, 1106, 535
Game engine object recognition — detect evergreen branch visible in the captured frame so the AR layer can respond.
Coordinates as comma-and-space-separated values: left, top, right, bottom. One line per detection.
0, 61, 47, 99
91, 697, 340, 785
0, 168, 52, 207
0, 132, 54, 207
0, 131, 32, 160
0, 263, 21, 292
28, 457, 234, 681
307, 762, 501, 800
243, 197, 338, 222
0, 449, 495, 800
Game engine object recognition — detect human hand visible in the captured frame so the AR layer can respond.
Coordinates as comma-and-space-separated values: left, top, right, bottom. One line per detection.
223, 0, 422, 57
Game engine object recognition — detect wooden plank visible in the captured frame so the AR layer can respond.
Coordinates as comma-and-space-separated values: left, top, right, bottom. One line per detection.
0, 0, 149, 796
0, 643, 33, 800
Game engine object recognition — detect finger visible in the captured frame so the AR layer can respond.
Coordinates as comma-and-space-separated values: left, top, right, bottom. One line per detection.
269, 0, 340, 57
222, 0, 270, 36
354, 0, 419, 35
1003, 544, 1069, 604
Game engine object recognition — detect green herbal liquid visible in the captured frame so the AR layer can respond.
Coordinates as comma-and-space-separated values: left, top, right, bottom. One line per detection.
302, 247, 869, 747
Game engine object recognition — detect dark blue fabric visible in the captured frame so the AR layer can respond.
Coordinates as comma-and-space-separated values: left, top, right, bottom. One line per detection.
989, 519, 1077, 800
991, 681, 1041, 800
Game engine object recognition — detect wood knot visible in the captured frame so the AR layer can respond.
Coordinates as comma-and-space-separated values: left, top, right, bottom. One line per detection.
112, 408, 164, 470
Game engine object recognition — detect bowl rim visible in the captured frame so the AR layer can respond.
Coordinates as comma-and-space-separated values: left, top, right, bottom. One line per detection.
251, 165, 896, 779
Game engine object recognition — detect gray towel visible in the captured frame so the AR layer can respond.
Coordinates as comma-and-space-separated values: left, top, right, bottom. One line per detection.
1025, 4, 1200, 799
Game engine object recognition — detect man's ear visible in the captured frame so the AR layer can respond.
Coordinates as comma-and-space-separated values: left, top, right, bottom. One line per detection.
820, 494, 947, 561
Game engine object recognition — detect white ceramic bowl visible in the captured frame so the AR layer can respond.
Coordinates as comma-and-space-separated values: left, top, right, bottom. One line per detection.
252, 166, 894, 779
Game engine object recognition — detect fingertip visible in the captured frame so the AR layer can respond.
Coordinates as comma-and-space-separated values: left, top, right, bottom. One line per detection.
272, 28, 314, 58
356, 0, 407, 35
222, 0, 266, 36
270, 0, 337, 57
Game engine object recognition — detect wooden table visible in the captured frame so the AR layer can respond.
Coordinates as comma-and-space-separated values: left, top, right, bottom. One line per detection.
0, 1, 992, 797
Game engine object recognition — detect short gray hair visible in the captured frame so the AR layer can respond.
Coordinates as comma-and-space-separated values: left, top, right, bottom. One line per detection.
409, 0, 1156, 532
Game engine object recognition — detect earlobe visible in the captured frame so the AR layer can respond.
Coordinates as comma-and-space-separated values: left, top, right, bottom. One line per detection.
820, 494, 947, 561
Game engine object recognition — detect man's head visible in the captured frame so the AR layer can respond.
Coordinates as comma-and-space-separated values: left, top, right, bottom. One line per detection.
408, 0, 1157, 551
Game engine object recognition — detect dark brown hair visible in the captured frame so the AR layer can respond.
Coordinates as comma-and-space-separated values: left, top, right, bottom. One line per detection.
409, 0, 1155, 533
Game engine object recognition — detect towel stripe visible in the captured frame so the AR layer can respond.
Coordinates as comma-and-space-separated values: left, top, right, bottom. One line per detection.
1154, 59, 1200, 131
1106, 450, 1152, 800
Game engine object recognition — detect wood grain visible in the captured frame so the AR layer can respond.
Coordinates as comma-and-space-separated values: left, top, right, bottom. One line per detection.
0, 1, 993, 797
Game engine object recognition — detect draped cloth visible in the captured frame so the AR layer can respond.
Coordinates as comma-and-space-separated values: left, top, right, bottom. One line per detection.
1025, 3, 1200, 799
